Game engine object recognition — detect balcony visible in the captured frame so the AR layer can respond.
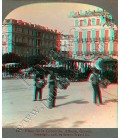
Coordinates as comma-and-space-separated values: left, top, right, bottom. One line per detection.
78, 39, 83, 43
95, 38, 100, 42
86, 38, 92, 43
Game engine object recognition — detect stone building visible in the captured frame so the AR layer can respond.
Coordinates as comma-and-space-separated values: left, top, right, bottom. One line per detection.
69, 9, 118, 58
2, 19, 61, 57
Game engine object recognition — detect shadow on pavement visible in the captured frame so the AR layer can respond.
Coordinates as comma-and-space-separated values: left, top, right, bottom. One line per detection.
56, 95, 69, 99
34, 117, 67, 128
57, 99, 89, 107
103, 98, 118, 104
72, 121, 86, 127
42, 95, 69, 101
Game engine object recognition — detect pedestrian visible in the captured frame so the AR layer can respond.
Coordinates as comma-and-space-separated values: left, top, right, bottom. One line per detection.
48, 71, 57, 108
33, 71, 45, 101
89, 67, 102, 105
81, 63, 85, 73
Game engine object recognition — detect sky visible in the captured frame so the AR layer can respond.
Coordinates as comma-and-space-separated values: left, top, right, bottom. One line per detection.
5, 3, 100, 34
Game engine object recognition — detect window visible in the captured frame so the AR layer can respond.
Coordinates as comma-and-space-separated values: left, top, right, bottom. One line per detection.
13, 36, 17, 42
18, 27, 22, 32
18, 37, 22, 43
14, 47, 16, 53
32, 31, 34, 36
79, 32, 82, 40
78, 43, 82, 54
104, 43, 108, 54
88, 19, 91, 26
25, 29, 28, 34
113, 42, 118, 55
105, 30, 109, 38
38, 32, 40, 37
80, 20, 83, 26
96, 30, 99, 41
13, 26, 17, 32
96, 30, 99, 37
95, 43, 99, 52
96, 19, 100, 25
38, 39, 40, 46
87, 31, 91, 39
29, 39, 32, 45
86, 43, 90, 52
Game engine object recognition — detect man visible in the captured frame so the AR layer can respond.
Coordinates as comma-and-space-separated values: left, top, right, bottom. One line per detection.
48, 71, 57, 108
33, 71, 45, 101
89, 67, 102, 104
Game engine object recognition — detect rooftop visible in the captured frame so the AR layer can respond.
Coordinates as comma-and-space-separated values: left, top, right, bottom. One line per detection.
68, 9, 112, 19
3, 18, 61, 34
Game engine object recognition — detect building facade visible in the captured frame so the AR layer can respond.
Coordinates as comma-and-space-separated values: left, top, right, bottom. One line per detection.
2, 19, 61, 57
60, 34, 74, 57
69, 9, 118, 58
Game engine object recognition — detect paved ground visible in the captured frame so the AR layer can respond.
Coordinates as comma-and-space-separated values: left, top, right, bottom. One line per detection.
2, 79, 118, 128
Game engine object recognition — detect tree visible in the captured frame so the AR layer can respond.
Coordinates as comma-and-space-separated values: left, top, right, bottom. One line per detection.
2, 53, 21, 64
27, 54, 50, 66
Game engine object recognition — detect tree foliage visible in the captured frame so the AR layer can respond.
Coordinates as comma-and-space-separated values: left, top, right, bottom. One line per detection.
2, 53, 21, 64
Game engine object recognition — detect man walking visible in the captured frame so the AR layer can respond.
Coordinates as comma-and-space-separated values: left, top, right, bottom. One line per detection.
89, 67, 102, 105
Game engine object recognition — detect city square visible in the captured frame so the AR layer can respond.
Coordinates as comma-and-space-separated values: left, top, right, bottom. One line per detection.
3, 79, 117, 128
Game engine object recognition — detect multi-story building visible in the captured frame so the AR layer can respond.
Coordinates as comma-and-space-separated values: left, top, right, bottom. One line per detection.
2, 19, 61, 57
60, 34, 74, 57
69, 9, 118, 58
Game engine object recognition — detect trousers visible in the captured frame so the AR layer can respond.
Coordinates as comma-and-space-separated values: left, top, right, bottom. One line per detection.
34, 86, 42, 100
48, 85, 57, 108
92, 84, 102, 104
